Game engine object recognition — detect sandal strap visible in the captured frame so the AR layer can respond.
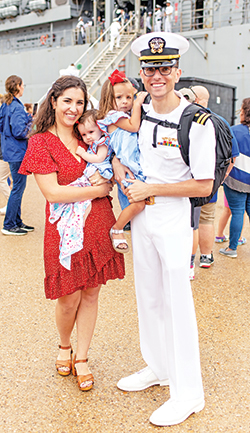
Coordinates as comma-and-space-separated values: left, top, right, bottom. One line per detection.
110, 228, 124, 235
78, 374, 94, 385
59, 345, 72, 350
112, 239, 128, 249
74, 358, 88, 365
56, 359, 72, 368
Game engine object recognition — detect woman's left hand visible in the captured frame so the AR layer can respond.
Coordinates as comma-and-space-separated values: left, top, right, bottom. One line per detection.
89, 171, 109, 186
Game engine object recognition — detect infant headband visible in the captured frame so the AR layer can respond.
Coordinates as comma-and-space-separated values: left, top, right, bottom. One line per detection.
108, 69, 126, 86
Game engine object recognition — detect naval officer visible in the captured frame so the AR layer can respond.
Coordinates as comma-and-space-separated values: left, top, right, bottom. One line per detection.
115, 32, 216, 426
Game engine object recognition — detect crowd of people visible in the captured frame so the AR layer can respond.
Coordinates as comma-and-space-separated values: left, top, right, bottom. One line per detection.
0, 29, 249, 428
75, 2, 174, 49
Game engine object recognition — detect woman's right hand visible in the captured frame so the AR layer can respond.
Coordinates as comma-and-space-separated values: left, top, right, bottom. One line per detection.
95, 182, 113, 198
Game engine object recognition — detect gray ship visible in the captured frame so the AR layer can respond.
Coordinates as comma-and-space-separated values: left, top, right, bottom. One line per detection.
0, 0, 248, 122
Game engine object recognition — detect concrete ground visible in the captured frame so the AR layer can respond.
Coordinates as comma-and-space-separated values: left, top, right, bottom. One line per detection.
0, 176, 250, 433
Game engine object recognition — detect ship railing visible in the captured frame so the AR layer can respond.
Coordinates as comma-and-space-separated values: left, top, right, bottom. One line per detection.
75, 13, 136, 78
169, 2, 250, 33
0, 12, 137, 55
0, 26, 102, 55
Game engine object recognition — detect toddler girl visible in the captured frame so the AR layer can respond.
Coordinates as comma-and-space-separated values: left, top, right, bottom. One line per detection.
97, 69, 147, 253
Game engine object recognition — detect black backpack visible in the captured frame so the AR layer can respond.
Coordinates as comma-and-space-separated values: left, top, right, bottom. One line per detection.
141, 102, 233, 208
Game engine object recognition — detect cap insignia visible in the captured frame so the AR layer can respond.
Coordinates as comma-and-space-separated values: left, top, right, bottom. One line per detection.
149, 37, 165, 54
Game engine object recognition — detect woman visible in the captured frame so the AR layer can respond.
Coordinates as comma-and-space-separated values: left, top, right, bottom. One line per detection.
220, 97, 250, 258
20, 76, 125, 391
0, 75, 33, 235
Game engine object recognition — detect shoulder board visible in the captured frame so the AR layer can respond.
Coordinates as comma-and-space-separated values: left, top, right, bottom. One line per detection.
193, 111, 212, 125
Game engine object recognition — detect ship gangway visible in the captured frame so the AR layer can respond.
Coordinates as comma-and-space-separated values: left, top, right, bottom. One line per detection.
74, 13, 139, 98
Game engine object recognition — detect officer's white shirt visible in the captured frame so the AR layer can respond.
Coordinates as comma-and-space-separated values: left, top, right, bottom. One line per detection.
139, 93, 216, 185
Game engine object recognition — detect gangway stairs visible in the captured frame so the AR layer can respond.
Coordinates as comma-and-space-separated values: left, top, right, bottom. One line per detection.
37, 14, 139, 106
75, 15, 138, 97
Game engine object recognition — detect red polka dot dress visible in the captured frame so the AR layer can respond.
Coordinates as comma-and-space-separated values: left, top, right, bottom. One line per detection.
20, 132, 125, 300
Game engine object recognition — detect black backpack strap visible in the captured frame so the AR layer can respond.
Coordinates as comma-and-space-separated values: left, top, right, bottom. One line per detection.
141, 106, 180, 148
178, 103, 211, 166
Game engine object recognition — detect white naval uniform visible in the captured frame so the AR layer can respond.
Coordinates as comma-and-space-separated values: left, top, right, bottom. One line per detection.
164, 5, 173, 32
131, 94, 216, 402
110, 21, 121, 50
154, 10, 162, 32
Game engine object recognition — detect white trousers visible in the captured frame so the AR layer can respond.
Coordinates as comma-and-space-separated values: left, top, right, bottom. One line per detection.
131, 196, 204, 402
154, 21, 162, 32
164, 20, 172, 32
110, 34, 121, 50
0, 160, 11, 202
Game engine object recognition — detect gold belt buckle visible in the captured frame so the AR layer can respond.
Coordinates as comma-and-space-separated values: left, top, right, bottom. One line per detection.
145, 196, 155, 205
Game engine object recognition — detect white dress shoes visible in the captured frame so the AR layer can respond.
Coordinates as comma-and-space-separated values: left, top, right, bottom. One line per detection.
117, 366, 169, 391
149, 397, 205, 426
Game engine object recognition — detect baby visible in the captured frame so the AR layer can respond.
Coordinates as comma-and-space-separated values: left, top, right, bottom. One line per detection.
76, 109, 113, 181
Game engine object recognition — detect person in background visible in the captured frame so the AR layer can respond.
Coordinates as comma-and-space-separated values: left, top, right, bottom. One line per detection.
0, 93, 11, 216
146, 11, 152, 33
219, 97, 250, 258
188, 85, 239, 271
164, 1, 173, 32
154, 5, 162, 31
59, 63, 80, 78
24, 103, 33, 115
97, 16, 104, 40
215, 192, 246, 245
0, 75, 33, 235
110, 17, 121, 51
76, 17, 86, 44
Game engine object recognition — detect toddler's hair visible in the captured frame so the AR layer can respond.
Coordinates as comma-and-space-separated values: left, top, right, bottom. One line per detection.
78, 108, 98, 126
98, 78, 134, 120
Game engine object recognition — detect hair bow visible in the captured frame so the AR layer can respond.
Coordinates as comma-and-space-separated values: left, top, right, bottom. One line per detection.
108, 69, 126, 86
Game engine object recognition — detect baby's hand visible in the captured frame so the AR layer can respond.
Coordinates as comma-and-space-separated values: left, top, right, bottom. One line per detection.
134, 91, 148, 105
76, 146, 86, 157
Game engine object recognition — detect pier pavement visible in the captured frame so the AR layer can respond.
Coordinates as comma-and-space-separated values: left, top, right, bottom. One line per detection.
0, 176, 250, 433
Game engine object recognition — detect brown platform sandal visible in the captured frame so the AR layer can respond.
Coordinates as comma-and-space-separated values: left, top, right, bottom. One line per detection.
72, 355, 94, 391
55, 345, 73, 376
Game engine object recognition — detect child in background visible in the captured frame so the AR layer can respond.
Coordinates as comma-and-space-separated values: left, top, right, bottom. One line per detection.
24, 103, 33, 116
97, 69, 147, 253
